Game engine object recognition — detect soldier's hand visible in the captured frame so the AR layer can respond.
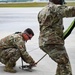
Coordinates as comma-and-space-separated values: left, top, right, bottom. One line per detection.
30, 62, 37, 67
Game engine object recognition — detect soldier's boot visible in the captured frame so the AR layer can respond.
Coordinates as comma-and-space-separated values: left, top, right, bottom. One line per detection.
4, 63, 16, 73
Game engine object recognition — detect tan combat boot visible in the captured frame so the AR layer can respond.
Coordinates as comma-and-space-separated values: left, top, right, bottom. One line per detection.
4, 63, 16, 73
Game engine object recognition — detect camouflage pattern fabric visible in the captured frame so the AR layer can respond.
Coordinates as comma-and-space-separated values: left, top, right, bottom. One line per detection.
0, 48, 20, 66
0, 33, 35, 66
38, 2, 75, 46
38, 2, 75, 75
40, 45, 72, 75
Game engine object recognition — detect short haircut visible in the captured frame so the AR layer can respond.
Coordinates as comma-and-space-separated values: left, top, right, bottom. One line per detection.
24, 28, 34, 36
50, 0, 64, 5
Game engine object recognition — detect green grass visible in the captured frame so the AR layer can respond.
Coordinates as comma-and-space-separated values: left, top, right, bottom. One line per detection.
66, 2, 75, 6
0, 2, 47, 7
0, 2, 75, 7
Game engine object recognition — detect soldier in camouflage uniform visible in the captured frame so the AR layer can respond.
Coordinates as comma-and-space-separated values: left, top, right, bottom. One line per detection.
0, 28, 36, 73
38, 0, 75, 75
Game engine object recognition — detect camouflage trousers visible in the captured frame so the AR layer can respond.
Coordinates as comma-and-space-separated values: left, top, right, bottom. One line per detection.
40, 44, 72, 75
0, 48, 20, 67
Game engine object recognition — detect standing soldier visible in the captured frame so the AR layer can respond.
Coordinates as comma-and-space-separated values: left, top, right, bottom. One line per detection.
0, 28, 36, 73
38, 0, 75, 75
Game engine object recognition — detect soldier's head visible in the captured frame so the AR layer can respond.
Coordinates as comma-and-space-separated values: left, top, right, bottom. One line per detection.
22, 28, 34, 41
49, 0, 64, 5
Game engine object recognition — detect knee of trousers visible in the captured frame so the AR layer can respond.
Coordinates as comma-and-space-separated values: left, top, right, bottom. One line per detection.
49, 54, 69, 64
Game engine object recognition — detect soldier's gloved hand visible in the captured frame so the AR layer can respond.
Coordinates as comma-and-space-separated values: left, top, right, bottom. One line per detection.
30, 63, 37, 67
30, 61, 37, 67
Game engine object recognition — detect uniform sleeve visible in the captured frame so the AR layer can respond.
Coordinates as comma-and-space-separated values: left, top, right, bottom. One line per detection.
14, 37, 35, 64
63, 6, 75, 17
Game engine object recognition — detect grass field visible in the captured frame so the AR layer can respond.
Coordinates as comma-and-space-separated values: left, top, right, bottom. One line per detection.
0, 2, 75, 7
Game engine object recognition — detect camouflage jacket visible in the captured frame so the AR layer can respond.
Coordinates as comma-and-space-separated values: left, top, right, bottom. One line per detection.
38, 2, 75, 46
0, 33, 34, 64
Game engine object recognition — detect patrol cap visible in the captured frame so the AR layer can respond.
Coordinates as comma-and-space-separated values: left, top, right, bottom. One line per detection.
49, 0, 65, 5
24, 28, 34, 36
